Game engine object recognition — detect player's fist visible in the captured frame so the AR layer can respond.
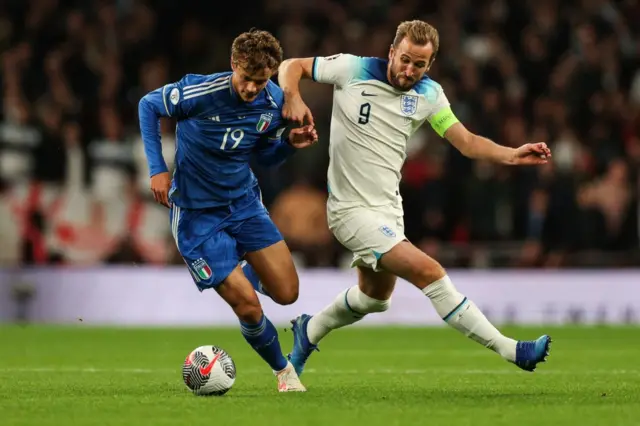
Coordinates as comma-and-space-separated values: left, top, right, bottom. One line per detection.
283, 94, 315, 126
511, 142, 552, 165
288, 125, 318, 149
150, 172, 171, 208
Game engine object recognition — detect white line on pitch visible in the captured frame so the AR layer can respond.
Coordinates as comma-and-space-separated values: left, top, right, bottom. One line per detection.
1, 367, 639, 376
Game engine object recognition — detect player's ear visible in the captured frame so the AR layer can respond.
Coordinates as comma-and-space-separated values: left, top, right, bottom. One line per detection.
388, 45, 394, 61
426, 56, 435, 72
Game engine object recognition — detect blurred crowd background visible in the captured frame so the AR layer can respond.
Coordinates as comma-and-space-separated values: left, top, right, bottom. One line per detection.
0, 0, 639, 269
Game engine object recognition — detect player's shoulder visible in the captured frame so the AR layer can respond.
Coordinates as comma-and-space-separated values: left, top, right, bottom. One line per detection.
411, 75, 445, 104
169, 72, 232, 108
342, 56, 388, 84
177, 72, 231, 88
173, 72, 231, 100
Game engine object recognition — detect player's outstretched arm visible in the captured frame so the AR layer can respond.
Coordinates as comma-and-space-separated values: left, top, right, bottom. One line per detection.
443, 122, 552, 166
278, 58, 316, 126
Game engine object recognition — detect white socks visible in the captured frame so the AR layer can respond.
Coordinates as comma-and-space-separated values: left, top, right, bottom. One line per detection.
305, 276, 516, 362
306, 285, 390, 345
422, 275, 517, 361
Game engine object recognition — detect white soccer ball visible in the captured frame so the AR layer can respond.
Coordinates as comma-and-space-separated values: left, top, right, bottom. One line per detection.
182, 345, 236, 396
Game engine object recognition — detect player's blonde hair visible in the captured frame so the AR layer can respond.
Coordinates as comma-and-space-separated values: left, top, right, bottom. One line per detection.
231, 29, 283, 74
393, 20, 439, 67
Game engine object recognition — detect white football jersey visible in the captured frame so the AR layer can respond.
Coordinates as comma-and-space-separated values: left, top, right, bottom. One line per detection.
312, 54, 459, 209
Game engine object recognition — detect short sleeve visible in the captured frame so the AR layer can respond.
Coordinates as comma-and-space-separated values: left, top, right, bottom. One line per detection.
312, 54, 360, 87
159, 83, 182, 117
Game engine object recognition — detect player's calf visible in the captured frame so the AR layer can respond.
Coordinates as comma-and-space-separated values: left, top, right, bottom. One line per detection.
217, 266, 295, 381
307, 285, 390, 344
218, 270, 264, 324
304, 267, 393, 347
232, 299, 264, 324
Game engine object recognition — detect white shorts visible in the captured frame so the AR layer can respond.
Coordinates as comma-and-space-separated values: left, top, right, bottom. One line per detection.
327, 204, 405, 271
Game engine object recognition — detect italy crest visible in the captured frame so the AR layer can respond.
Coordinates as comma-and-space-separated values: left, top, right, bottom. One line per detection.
192, 258, 212, 281
256, 113, 273, 133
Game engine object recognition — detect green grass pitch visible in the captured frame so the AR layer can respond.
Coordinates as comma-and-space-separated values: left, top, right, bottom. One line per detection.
1, 325, 639, 426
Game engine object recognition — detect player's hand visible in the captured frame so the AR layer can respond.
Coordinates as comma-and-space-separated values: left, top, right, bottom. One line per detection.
288, 125, 318, 149
283, 94, 315, 126
150, 172, 172, 208
510, 142, 552, 165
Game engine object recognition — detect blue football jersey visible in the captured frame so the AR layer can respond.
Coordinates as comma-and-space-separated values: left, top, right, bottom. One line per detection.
138, 72, 295, 209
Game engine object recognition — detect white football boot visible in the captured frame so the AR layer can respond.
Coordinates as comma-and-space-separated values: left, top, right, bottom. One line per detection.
275, 361, 307, 392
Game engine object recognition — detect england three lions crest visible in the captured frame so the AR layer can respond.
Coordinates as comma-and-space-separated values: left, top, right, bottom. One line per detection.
400, 95, 419, 116
256, 113, 273, 133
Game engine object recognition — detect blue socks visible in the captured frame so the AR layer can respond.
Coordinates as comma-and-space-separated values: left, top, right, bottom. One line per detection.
240, 314, 288, 371
239, 262, 286, 370
241, 261, 272, 299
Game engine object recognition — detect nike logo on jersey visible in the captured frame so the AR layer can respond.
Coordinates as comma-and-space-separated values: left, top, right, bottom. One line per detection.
361, 90, 377, 97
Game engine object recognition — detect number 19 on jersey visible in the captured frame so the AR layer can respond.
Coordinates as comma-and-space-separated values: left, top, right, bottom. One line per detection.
220, 128, 244, 150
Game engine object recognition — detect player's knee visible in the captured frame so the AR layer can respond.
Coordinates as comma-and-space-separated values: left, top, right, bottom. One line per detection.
412, 259, 446, 289
233, 301, 263, 324
271, 285, 299, 306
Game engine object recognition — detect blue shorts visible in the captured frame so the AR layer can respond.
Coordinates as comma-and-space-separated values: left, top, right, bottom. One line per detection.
170, 190, 282, 291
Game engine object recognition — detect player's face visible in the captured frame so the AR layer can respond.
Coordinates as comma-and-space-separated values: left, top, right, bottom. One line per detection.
231, 64, 274, 102
387, 37, 434, 91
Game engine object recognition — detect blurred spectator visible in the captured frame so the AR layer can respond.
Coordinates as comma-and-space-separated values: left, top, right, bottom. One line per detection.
270, 176, 335, 266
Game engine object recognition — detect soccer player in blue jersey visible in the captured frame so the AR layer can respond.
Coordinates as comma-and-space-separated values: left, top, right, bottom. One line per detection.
138, 29, 317, 392
278, 20, 552, 377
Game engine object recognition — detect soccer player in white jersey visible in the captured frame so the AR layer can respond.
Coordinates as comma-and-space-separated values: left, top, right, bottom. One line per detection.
277, 20, 553, 376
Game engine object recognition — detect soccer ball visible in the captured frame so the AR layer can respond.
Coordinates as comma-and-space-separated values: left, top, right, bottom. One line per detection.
182, 345, 236, 396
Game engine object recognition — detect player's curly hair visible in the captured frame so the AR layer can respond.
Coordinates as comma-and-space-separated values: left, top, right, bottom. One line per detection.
393, 20, 439, 67
231, 29, 283, 74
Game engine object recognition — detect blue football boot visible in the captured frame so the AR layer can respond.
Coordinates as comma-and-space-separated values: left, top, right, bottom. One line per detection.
514, 335, 552, 372
288, 314, 319, 376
